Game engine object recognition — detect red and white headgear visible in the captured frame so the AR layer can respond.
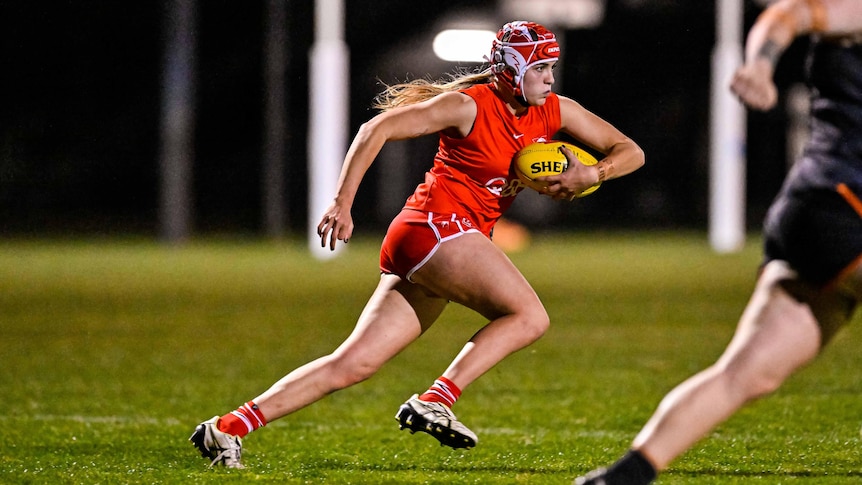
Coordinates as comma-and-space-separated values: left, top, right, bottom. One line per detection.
489, 21, 560, 99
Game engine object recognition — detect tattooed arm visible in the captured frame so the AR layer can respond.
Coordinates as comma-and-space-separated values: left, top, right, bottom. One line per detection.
730, 0, 862, 111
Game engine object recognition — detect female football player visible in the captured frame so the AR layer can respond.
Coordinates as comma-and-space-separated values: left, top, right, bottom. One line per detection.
576, 0, 862, 483
190, 20, 644, 469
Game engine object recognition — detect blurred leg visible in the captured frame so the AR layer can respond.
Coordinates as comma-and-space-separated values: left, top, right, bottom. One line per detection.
633, 260, 826, 469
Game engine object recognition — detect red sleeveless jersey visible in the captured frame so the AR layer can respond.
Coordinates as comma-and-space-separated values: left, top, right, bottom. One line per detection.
403, 84, 562, 236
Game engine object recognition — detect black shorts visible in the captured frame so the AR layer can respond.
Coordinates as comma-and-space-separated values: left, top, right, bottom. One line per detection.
763, 185, 862, 287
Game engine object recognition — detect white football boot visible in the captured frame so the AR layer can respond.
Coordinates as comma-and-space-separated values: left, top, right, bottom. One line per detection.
395, 394, 478, 449
189, 416, 244, 469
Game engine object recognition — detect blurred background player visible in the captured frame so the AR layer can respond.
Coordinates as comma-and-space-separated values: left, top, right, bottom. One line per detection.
575, 0, 862, 483
188, 20, 644, 469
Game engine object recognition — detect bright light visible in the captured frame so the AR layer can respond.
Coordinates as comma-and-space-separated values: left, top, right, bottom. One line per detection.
432, 29, 496, 63
500, 0, 605, 29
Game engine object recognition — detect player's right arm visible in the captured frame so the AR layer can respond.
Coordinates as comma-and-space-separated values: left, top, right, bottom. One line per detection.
731, 0, 862, 111
317, 91, 477, 250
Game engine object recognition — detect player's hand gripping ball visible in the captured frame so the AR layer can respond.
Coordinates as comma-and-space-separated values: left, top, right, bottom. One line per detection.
513, 141, 601, 197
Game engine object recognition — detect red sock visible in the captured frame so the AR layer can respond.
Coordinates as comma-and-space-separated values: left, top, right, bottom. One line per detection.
419, 376, 462, 408
216, 401, 267, 438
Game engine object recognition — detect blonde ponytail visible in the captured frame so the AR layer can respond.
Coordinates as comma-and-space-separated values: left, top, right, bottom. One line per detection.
372, 68, 493, 111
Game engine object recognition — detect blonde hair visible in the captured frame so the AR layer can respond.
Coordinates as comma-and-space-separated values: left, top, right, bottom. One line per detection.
372, 68, 494, 111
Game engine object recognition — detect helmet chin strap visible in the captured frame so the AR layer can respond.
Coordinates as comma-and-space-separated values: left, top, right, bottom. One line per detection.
495, 77, 530, 108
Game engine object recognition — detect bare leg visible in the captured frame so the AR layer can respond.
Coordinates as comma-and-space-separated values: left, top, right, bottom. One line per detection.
633, 260, 852, 469
410, 232, 550, 390
253, 274, 447, 421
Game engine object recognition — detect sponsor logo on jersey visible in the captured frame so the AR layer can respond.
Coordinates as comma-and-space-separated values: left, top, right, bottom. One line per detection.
485, 176, 527, 198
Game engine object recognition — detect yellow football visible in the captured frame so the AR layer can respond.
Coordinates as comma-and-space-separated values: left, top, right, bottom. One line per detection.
513, 141, 601, 197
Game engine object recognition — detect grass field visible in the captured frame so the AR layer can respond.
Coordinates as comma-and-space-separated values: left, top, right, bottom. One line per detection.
1, 231, 860, 484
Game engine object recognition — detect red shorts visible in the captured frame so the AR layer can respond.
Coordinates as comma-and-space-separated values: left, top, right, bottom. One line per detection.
380, 209, 482, 281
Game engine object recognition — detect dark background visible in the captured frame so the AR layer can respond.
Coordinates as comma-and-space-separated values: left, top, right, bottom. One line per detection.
0, 1, 807, 238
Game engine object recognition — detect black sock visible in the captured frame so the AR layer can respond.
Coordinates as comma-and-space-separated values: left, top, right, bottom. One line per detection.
604, 449, 657, 485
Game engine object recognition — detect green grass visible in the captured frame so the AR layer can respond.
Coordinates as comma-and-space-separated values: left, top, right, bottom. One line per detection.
1, 232, 860, 484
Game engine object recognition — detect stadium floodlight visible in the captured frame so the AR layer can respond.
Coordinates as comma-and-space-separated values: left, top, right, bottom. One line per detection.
432, 29, 497, 63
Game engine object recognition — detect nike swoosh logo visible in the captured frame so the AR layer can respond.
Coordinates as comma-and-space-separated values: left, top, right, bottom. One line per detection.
513, 134, 525, 139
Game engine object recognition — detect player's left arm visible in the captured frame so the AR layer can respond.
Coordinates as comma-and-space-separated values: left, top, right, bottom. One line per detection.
813, 0, 862, 34
542, 96, 644, 198
731, 0, 862, 111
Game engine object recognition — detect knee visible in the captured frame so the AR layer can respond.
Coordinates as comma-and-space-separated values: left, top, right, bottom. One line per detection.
519, 306, 550, 344
327, 354, 381, 390
742, 369, 786, 399
719, 362, 785, 402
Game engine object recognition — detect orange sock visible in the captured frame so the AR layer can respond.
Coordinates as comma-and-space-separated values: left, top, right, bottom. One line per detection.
419, 376, 461, 408
216, 401, 267, 438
